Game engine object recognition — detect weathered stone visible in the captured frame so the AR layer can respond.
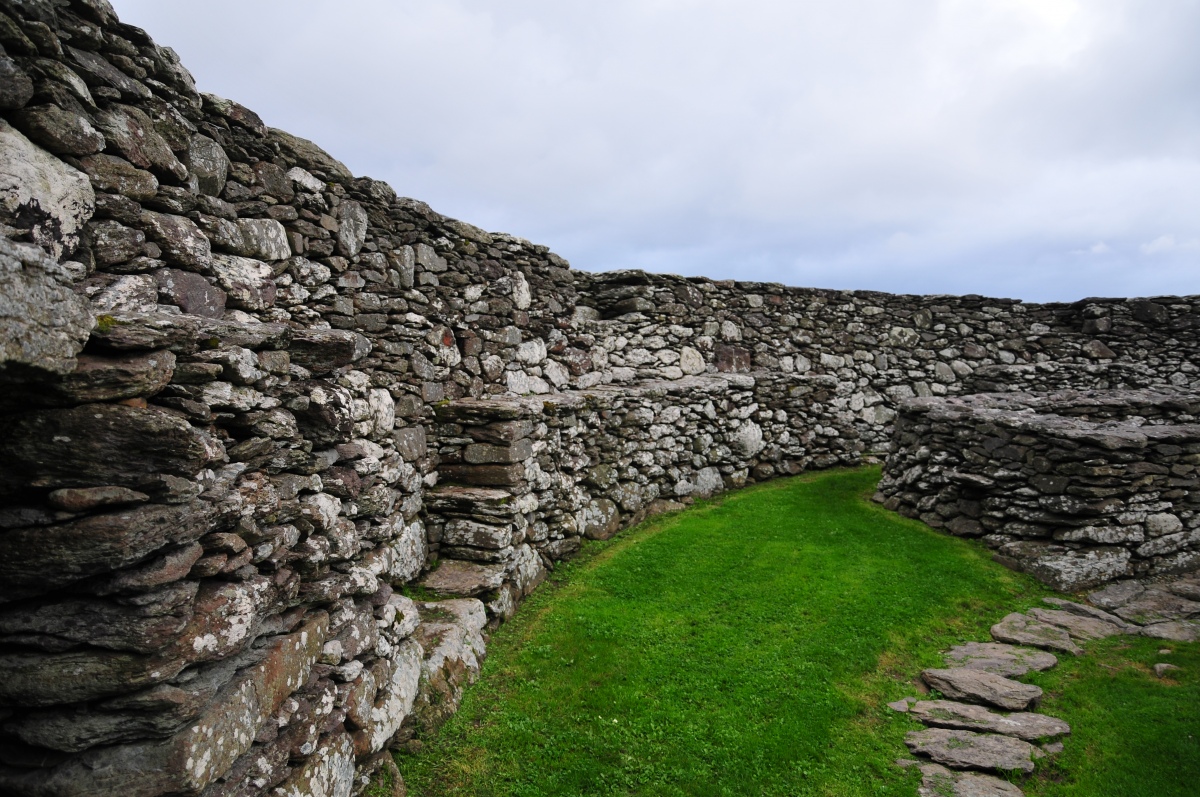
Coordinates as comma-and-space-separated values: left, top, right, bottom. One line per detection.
154, 268, 226, 317
137, 210, 211, 269
463, 438, 533, 464
581, 497, 621, 540
0, 53, 34, 110
87, 310, 202, 352
442, 518, 513, 550
1113, 589, 1200, 625
186, 133, 228, 196
917, 763, 1025, 797
991, 612, 1083, 655
905, 728, 1036, 774
0, 581, 197, 654
1025, 548, 1132, 592
0, 647, 187, 708
353, 638, 422, 756
209, 253, 276, 310
0, 119, 96, 258
1026, 607, 1126, 641
0, 238, 93, 379
921, 668, 1042, 711
336, 199, 368, 257
1041, 598, 1136, 632
943, 642, 1058, 677
268, 127, 353, 182
1154, 662, 1182, 678
221, 217, 292, 261
0, 403, 217, 497
66, 45, 151, 100
11, 102, 105, 154
52, 350, 175, 403
90, 218, 145, 265
1140, 621, 1200, 642
0, 614, 328, 795
78, 153, 158, 200
420, 560, 507, 597
408, 599, 487, 734
0, 497, 220, 602
91, 273, 159, 312
1167, 577, 1200, 602
289, 328, 371, 373
1087, 580, 1145, 610
93, 103, 186, 179
47, 485, 149, 512
200, 92, 266, 136
909, 700, 1070, 741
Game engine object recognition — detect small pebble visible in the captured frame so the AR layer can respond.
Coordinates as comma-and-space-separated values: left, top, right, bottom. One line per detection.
1043, 741, 1065, 754
887, 699, 911, 713
894, 758, 920, 768
1158, 648, 1173, 655
1154, 663, 1181, 678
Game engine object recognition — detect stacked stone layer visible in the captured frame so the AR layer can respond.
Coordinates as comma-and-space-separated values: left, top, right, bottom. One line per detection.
876, 390, 1200, 590
0, 1, 1198, 795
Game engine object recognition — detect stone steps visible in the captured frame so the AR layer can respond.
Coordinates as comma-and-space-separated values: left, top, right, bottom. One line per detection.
891, 573, 1197, 795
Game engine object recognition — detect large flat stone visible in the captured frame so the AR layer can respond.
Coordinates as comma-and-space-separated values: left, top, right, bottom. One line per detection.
1113, 589, 1200, 626
0, 403, 219, 496
943, 642, 1058, 677
52, 350, 176, 403
1140, 620, 1200, 642
0, 498, 221, 602
918, 763, 1025, 797
0, 581, 197, 654
420, 559, 507, 597
906, 728, 1037, 774
922, 668, 1042, 711
1041, 598, 1136, 631
425, 485, 525, 519
1025, 547, 1132, 592
910, 700, 1070, 741
991, 612, 1082, 655
1087, 580, 1144, 610
442, 518, 513, 550
1026, 607, 1126, 641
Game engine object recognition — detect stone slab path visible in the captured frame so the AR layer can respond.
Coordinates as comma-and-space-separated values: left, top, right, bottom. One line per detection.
889, 573, 1198, 795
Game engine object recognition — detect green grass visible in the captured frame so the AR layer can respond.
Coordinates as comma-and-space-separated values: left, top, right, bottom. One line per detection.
397, 468, 1199, 796
1020, 634, 1200, 796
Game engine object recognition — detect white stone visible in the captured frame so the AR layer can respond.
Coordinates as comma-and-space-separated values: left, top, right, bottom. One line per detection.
0, 120, 95, 259
287, 166, 325, 193
512, 272, 532, 310
730, 421, 765, 457
516, 338, 547, 365
679, 346, 705, 375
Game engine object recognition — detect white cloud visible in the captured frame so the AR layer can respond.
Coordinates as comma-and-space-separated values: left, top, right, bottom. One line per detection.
108, 0, 1200, 301
1141, 235, 1200, 255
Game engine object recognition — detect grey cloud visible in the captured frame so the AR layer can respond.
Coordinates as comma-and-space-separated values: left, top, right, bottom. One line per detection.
110, 0, 1200, 301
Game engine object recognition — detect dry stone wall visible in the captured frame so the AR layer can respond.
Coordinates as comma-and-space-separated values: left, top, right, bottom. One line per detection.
876, 390, 1200, 592
0, 1, 1198, 795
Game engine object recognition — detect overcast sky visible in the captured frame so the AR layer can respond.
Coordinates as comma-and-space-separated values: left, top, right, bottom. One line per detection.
109, 0, 1200, 302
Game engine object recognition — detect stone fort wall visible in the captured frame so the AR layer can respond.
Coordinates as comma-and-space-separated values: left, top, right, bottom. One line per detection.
0, 1, 1198, 795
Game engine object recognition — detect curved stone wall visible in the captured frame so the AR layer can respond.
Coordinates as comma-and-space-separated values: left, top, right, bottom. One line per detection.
0, 1, 1198, 795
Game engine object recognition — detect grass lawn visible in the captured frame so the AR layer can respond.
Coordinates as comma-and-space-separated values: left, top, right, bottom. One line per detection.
396, 468, 1200, 796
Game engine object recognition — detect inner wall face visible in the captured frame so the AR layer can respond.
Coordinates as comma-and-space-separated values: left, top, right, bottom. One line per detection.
0, 1, 1198, 795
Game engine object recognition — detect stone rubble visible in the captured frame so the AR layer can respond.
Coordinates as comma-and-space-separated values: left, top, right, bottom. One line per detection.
0, 2, 1195, 795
